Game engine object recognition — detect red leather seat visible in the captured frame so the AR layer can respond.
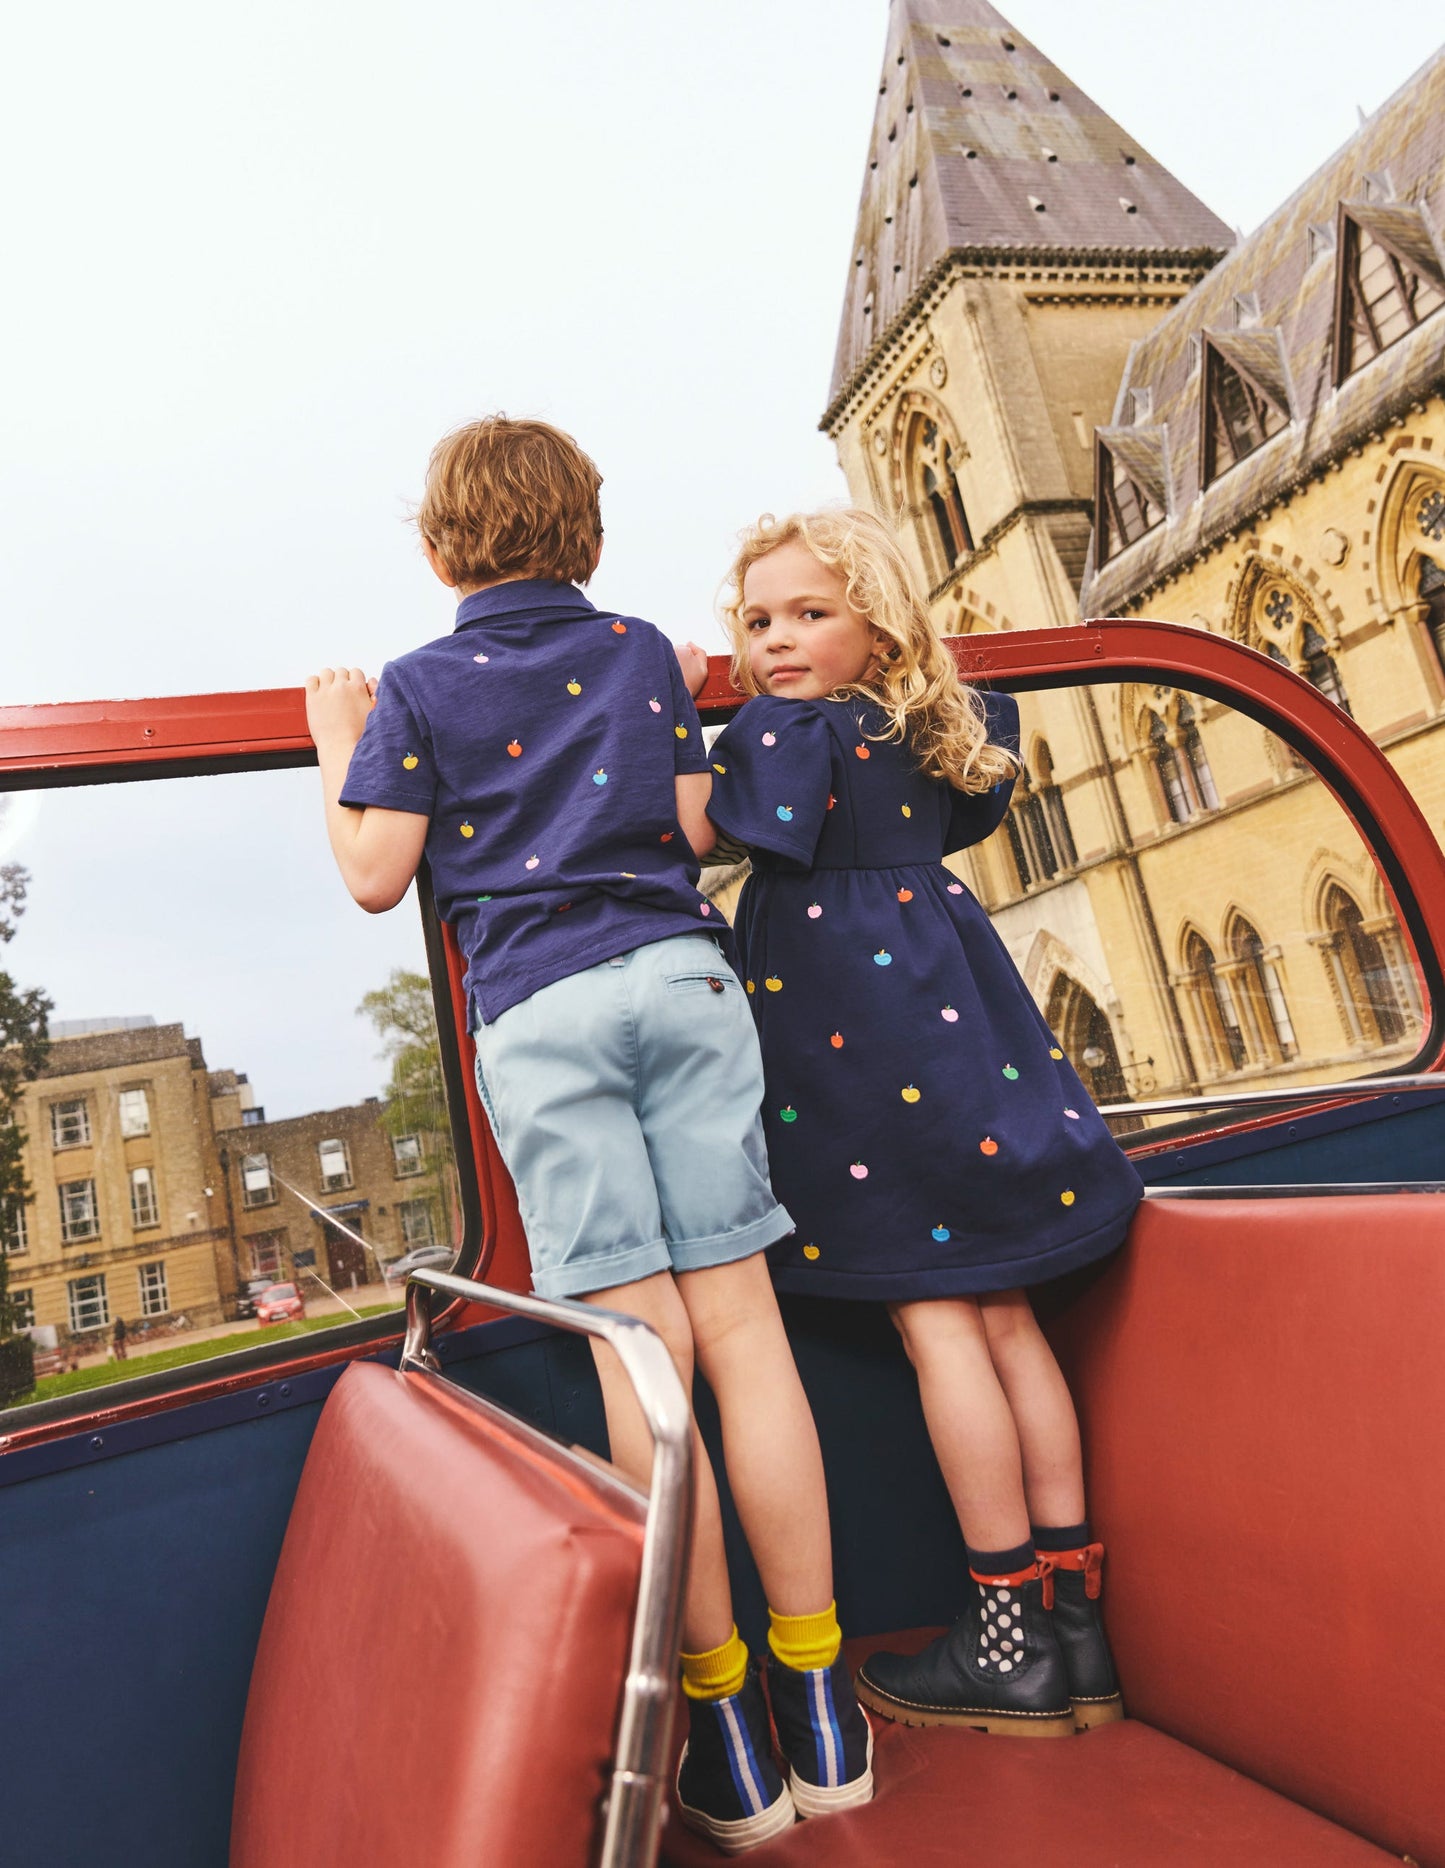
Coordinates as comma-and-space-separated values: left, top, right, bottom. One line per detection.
661, 1635, 1397, 1865
230, 1360, 645, 1868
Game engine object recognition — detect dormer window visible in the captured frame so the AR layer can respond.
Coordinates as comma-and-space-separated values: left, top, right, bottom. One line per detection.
1095, 429, 1168, 562
1331, 203, 1445, 383
1201, 336, 1289, 485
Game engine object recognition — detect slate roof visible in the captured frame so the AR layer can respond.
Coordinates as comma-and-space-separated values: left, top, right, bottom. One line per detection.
827, 0, 1234, 410
1082, 48, 1445, 618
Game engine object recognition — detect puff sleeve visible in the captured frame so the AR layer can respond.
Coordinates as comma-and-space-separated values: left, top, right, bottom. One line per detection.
945, 690, 1021, 854
338, 664, 437, 817
707, 697, 834, 866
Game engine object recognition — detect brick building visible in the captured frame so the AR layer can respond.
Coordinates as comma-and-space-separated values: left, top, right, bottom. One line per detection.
2, 1021, 233, 1342
215, 1100, 446, 1296
3, 1018, 453, 1345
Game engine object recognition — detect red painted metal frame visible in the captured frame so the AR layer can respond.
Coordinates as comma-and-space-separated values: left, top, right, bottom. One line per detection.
4, 619, 1444, 1452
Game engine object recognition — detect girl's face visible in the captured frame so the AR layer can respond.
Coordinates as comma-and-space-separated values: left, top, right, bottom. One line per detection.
741, 540, 885, 700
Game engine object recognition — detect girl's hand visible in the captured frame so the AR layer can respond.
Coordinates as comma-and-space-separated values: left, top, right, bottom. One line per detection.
675, 641, 711, 699
305, 666, 377, 751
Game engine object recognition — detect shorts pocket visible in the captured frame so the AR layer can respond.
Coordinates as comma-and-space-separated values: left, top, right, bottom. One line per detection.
662, 968, 740, 997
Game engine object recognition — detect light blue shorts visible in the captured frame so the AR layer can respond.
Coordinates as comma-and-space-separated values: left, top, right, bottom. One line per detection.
471, 934, 794, 1299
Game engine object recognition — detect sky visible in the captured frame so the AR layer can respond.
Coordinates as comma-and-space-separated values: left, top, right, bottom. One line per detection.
2, 0, 1441, 1116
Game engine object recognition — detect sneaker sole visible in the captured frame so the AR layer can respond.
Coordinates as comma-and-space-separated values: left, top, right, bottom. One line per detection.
675, 1747, 797, 1855
789, 1721, 875, 1818
855, 1674, 1074, 1738
1072, 1693, 1125, 1731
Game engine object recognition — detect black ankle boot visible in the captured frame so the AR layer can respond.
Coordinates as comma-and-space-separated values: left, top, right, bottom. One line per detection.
1040, 1543, 1124, 1730
856, 1563, 1074, 1736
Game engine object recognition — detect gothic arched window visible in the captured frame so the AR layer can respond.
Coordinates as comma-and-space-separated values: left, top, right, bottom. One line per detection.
1421, 555, 1445, 670
1177, 699, 1219, 808
1184, 930, 1246, 1074
899, 402, 974, 587
1228, 918, 1298, 1064
1146, 694, 1216, 825
1033, 742, 1078, 872
1252, 580, 1352, 715
1320, 885, 1409, 1048
1150, 711, 1191, 824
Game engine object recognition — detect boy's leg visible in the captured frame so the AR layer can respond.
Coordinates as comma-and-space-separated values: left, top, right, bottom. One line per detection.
889, 1296, 1031, 1551
675, 1253, 833, 1614
581, 1271, 735, 1654
586, 1270, 799, 1851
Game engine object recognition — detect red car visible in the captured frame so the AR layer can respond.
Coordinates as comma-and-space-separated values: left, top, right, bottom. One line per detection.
253, 1283, 304, 1325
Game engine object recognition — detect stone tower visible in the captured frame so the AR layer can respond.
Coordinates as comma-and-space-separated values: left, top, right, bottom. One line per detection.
823, 0, 1233, 632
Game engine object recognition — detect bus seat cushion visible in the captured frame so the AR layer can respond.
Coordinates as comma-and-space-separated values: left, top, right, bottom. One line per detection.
231, 1360, 644, 1868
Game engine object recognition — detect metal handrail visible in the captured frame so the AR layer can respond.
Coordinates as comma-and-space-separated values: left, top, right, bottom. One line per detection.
1101, 1071, 1445, 1121
402, 1268, 693, 1868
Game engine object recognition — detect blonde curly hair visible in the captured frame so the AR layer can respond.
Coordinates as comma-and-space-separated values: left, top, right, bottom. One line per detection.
720, 508, 1015, 793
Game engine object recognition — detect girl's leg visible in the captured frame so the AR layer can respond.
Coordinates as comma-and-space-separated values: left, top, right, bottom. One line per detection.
675, 1253, 833, 1615
978, 1289, 1085, 1530
582, 1270, 734, 1653
888, 1296, 1031, 1551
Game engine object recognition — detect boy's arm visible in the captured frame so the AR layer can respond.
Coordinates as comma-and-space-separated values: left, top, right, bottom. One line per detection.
675, 641, 710, 699
675, 772, 717, 859
306, 667, 430, 913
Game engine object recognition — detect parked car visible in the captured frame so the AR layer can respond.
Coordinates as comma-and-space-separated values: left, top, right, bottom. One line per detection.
253, 1283, 305, 1325
381, 1245, 453, 1286
235, 1279, 276, 1321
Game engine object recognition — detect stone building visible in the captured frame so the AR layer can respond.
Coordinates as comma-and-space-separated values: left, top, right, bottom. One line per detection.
215, 1100, 446, 1296
821, 0, 1443, 1105
2, 1021, 233, 1342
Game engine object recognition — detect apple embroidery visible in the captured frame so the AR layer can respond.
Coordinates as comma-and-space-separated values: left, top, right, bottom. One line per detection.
979, 1137, 999, 1156
459, 822, 475, 838
901, 1085, 921, 1103
507, 739, 522, 757
761, 731, 777, 746
873, 949, 892, 966
850, 1162, 869, 1180
592, 769, 608, 786
940, 1005, 959, 1022
807, 903, 822, 919
931, 1224, 951, 1242
402, 754, 418, 770
777, 805, 794, 821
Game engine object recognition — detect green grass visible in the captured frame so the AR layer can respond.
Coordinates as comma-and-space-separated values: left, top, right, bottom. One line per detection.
13, 1302, 403, 1406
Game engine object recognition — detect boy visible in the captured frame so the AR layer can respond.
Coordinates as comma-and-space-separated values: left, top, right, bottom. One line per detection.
305, 416, 871, 1852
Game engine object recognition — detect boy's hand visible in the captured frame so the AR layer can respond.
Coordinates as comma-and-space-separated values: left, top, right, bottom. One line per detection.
305, 666, 378, 751
675, 641, 711, 699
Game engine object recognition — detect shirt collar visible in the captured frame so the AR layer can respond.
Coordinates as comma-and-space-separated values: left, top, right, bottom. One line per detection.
453, 580, 596, 630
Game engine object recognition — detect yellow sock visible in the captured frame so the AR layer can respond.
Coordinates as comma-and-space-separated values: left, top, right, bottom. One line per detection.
767, 1600, 842, 1672
680, 1627, 749, 1701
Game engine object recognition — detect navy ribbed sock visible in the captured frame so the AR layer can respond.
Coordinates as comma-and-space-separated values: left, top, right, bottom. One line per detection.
1032, 1520, 1092, 1552
966, 1538, 1036, 1575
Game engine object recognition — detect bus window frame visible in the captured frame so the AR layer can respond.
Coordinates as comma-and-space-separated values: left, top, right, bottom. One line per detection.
2, 617, 1442, 1446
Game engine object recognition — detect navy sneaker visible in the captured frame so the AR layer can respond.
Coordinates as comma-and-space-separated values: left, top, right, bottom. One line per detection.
675, 1669, 796, 1854
765, 1651, 875, 1818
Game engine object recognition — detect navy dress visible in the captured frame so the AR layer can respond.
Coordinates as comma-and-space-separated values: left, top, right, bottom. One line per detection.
707, 692, 1143, 1301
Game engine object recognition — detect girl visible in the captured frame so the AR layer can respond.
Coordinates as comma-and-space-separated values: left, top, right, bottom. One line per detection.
701, 509, 1144, 1737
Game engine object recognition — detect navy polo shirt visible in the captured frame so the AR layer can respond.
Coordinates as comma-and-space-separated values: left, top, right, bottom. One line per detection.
339, 579, 718, 1022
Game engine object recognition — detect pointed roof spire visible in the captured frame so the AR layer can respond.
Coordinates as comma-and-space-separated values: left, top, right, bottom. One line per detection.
829, 0, 1233, 405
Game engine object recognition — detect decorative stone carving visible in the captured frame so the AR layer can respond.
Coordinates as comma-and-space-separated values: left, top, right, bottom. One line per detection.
1321, 527, 1349, 566
929, 355, 948, 388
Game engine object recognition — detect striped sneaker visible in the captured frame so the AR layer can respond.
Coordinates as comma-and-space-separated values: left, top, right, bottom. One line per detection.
765, 1651, 875, 1818
675, 1669, 796, 1854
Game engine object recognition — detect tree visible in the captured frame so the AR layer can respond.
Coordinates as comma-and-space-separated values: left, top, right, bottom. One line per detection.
357, 970, 458, 1253
0, 865, 52, 1404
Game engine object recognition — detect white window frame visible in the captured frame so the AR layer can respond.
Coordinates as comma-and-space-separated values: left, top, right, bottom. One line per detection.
137, 1260, 169, 1317
50, 1098, 92, 1150
2, 1199, 28, 1255
129, 1165, 160, 1230
241, 1153, 276, 1209
317, 1137, 352, 1193
59, 1179, 100, 1244
118, 1086, 152, 1138
392, 1134, 424, 1178
248, 1231, 284, 1281
398, 1199, 436, 1247
10, 1286, 35, 1329
67, 1272, 109, 1333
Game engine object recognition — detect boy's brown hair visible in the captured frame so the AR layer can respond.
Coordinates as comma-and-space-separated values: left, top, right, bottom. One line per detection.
416, 415, 603, 588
